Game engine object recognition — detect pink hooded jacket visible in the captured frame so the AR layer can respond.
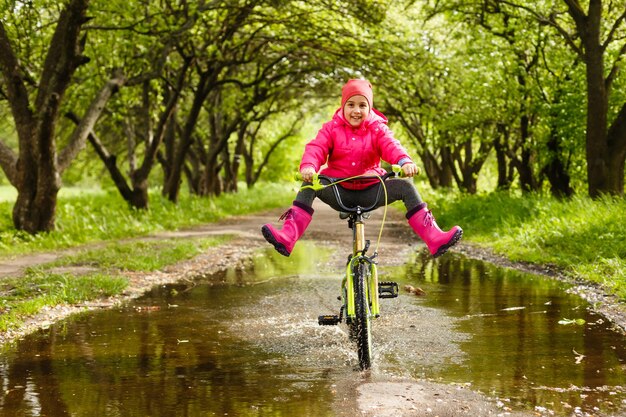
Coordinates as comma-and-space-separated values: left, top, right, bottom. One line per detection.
299, 107, 413, 190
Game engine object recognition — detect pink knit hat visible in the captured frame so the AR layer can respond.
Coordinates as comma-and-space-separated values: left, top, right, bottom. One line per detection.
341, 79, 373, 108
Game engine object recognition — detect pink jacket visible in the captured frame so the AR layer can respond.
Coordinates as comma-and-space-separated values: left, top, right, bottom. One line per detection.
300, 108, 412, 190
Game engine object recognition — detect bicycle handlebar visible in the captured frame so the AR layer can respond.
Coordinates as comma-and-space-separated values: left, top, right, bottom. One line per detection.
295, 164, 418, 214
294, 164, 416, 183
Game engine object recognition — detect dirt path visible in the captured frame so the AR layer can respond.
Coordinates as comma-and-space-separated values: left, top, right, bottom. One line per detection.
1, 202, 624, 416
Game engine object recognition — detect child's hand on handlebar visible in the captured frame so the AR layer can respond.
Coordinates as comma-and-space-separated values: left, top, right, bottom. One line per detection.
401, 163, 419, 177
300, 166, 317, 182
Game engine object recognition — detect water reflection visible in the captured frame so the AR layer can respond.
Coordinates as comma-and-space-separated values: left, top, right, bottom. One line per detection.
0, 249, 338, 417
398, 252, 626, 415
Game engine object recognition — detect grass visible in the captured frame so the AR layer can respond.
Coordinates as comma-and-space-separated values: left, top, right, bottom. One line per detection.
0, 270, 128, 332
425, 190, 626, 298
0, 236, 234, 334
0, 182, 293, 256
47, 236, 233, 272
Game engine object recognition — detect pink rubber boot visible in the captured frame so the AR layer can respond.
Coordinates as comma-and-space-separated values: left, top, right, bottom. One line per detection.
261, 202, 313, 257
408, 204, 463, 257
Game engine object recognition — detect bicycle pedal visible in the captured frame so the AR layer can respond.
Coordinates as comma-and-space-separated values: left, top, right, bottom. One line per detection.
318, 315, 341, 325
379, 281, 399, 298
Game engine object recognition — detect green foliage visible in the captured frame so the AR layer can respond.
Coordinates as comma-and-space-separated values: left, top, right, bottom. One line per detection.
2, 0, 625, 207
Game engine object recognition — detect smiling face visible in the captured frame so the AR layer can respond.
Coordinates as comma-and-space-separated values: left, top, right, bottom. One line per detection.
342, 95, 370, 127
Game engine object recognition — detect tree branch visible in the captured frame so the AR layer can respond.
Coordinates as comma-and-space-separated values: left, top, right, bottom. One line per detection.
562, 0, 587, 24
135, 57, 191, 181
34, 0, 90, 113
65, 111, 135, 202
606, 41, 626, 90
252, 117, 301, 182
0, 21, 33, 137
602, 7, 626, 49
497, 0, 584, 56
57, 71, 126, 172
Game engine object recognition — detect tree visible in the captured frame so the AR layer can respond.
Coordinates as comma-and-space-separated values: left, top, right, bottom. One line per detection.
373, 6, 502, 193
69, 0, 205, 209
557, 1, 626, 197
160, 0, 262, 202
162, 0, 390, 200
417, 0, 581, 196
493, 0, 626, 197
0, 0, 123, 233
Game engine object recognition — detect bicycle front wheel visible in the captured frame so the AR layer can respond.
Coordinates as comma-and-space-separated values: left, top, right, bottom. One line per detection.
353, 261, 372, 370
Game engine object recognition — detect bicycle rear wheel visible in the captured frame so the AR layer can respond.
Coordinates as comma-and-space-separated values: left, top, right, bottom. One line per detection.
353, 261, 372, 370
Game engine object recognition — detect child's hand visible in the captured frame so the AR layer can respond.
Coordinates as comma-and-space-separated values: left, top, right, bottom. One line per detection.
401, 163, 419, 177
300, 167, 317, 182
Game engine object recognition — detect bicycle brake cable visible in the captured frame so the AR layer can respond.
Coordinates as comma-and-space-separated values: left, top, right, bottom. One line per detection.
298, 173, 391, 256
373, 174, 388, 256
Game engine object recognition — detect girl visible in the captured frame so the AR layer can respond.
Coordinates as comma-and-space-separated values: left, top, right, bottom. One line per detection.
262, 79, 462, 257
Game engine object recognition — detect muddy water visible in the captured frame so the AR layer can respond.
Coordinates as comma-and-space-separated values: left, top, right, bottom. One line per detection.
1, 244, 625, 416
394, 253, 626, 415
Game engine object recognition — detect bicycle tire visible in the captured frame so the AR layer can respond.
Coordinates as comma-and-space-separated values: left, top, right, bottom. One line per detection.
353, 261, 373, 370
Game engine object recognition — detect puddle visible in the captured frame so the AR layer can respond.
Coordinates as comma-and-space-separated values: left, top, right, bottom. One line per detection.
1, 245, 625, 416
390, 252, 626, 415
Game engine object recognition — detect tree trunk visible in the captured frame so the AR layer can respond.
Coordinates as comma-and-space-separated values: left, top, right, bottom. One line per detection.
448, 136, 492, 194
516, 114, 539, 193
0, 0, 91, 233
494, 124, 512, 190
163, 73, 211, 202
606, 102, 626, 192
12, 165, 59, 233
584, 36, 610, 197
543, 123, 575, 198
565, 0, 625, 197
418, 147, 453, 189
544, 137, 575, 199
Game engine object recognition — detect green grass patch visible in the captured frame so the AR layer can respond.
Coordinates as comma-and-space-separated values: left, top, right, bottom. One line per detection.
3, 179, 626, 324
0, 269, 128, 332
425, 190, 626, 297
0, 182, 292, 257
47, 236, 232, 272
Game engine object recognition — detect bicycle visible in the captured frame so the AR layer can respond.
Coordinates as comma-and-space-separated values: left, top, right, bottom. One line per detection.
297, 167, 404, 370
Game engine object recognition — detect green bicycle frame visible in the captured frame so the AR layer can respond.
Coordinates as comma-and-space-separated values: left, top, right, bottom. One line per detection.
344, 217, 381, 319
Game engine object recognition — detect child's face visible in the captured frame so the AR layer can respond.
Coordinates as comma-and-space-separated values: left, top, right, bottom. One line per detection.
343, 95, 370, 127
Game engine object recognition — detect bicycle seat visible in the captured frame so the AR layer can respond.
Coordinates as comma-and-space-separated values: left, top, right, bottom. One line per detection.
316, 171, 398, 216
331, 182, 384, 215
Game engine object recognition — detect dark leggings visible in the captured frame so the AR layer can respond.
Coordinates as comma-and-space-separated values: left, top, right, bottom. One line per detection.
294, 178, 424, 217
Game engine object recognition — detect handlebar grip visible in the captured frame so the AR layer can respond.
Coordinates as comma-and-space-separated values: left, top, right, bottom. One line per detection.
295, 172, 319, 182
391, 164, 421, 177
